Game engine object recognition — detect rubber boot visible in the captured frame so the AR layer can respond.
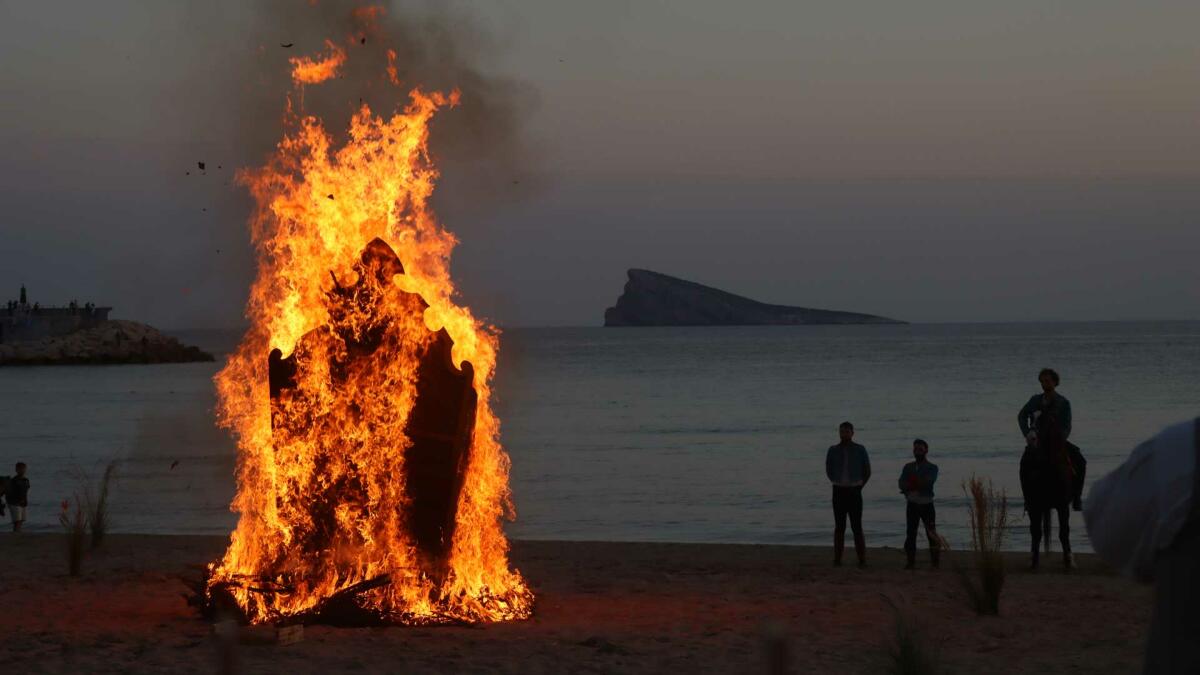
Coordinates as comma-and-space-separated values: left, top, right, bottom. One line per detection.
905, 549, 915, 570
833, 530, 844, 567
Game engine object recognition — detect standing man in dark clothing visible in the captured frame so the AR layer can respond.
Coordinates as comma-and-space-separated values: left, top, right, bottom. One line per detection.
825, 422, 871, 567
899, 439, 940, 569
1018, 368, 1087, 510
6, 462, 30, 533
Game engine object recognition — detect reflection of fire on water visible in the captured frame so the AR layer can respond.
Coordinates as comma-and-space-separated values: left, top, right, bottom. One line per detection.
202, 27, 532, 625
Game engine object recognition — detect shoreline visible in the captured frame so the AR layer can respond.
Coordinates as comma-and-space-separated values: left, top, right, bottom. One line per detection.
0, 534, 1149, 673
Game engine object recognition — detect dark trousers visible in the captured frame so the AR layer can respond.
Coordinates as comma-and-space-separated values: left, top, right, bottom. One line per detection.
904, 502, 938, 562
832, 486, 863, 535
832, 486, 866, 563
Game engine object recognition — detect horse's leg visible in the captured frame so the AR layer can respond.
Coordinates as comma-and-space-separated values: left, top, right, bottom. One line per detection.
1043, 510, 1052, 553
1029, 508, 1043, 569
1058, 504, 1074, 569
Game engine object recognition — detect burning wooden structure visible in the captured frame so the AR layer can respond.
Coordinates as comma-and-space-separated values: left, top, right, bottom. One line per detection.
267, 239, 480, 592
201, 29, 531, 626
203, 237, 528, 626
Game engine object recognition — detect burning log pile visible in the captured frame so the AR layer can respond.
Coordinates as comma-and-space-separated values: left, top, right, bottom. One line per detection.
199, 20, 531, 627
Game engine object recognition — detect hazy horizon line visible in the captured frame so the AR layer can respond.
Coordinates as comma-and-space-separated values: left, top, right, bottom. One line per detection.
164, 317, 1200, 334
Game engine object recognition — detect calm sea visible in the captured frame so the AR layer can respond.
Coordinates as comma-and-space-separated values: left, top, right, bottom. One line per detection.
1, 322, 1197, 552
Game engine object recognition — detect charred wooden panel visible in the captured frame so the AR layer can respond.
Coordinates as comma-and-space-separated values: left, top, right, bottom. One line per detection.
404, 328, 476, 575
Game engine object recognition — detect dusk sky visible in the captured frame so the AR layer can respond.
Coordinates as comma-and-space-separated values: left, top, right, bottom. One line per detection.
1, 1, 1197, 327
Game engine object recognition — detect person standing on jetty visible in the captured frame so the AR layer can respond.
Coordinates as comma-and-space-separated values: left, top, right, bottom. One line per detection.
1018, 367, 1087, 510
1085, 417, 1199, 674
898, 439, 940, 569
5, 462, 29, 533
826, 422, 871, 567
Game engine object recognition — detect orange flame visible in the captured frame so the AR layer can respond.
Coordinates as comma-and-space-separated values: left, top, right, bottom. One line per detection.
289, 40, 347, 85
386, 49, 400, 86
208, 41, 531, 625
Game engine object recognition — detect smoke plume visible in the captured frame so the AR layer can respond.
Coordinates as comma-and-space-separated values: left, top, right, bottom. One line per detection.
210, 0, 540, 215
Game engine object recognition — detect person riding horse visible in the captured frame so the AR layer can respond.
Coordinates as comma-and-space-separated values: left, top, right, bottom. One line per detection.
1019, 368, 1085, 569
1018, 368, 1087, 510
1021, 409, 1076, 569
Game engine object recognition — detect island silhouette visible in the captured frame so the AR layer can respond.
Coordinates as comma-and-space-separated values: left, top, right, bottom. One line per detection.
604, 269, 903, 326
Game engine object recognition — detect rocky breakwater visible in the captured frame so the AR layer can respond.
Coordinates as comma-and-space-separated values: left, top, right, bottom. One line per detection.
604, 269, 904, 326
0, 320, 214, 365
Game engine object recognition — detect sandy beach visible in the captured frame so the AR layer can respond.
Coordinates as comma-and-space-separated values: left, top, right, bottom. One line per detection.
0, 534, 1149, 674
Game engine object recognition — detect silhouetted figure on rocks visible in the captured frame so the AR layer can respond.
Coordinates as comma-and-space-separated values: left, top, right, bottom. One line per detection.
1086, 417, 1200, 674
826, 421, 870, 567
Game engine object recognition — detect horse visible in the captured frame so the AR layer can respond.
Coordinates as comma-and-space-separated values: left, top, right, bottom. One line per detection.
1020, 415, 1076, 570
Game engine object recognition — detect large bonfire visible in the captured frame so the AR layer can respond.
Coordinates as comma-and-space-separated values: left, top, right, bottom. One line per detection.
205, 28, 532, 625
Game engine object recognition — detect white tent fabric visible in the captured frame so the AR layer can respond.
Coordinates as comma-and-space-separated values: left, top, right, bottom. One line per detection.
1084, 417, 1198, 581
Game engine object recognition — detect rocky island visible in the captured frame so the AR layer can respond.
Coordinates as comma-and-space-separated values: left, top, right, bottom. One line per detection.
0, 286, 213, 365
604, 269, 903, 326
